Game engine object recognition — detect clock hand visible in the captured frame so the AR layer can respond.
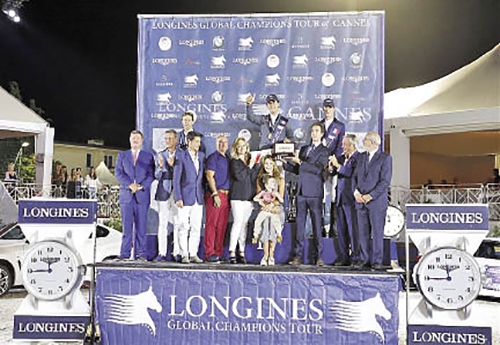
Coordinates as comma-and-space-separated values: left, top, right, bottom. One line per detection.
31, 268, 50, 273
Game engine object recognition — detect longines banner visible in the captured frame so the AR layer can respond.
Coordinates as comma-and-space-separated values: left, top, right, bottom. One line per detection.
137, 12, 385, 153
95, 268, 399, 344
405, 204, 489, 231
18, 200, 97, 224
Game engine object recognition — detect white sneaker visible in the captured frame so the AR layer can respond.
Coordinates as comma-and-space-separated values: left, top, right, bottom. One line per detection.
268, 257, 275, 266
260, 257, 268, 266
190, 255, 203, 263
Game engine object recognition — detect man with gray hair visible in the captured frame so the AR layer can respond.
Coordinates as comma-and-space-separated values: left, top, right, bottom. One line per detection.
329, 134, 361, 267
353, 131, 392, 270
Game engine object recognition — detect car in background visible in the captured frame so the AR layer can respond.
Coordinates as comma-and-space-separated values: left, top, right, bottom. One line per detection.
0, 222, 121, 297
474, 237, 500, 298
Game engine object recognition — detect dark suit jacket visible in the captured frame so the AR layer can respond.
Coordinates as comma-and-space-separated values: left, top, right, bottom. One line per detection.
177, 130, 206, 154
353, 151, 392, 209
155, 149, 176, 201
115, 149, 155, 204
229, 158, 257, 201
246, 105, 294, 149
173, 149, 205, 206
333, 151, 360, 206
321, 118, 345, 158
285, 143, 329, 199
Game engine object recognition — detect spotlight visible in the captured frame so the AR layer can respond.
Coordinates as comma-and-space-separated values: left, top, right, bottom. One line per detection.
13, 14, 20, 22
7, 8, 15, 17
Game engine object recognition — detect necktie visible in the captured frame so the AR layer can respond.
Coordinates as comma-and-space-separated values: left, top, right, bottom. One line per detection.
133, 151, 138, 165
305, 145, 314, 158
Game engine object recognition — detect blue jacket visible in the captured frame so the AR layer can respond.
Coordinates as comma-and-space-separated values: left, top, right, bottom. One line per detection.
115, 149, 155, 205
173, 149, 205, 206
333, 151, 360, 206
353, 151, 392, 209
321, 118, 345, 158
154, 149, 176, 201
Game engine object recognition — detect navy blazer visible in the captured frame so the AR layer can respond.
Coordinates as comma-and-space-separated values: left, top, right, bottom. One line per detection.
177, 130, 206, 154
246, 105, 294, 149
229, 158, 257, 201
353, 151, 392, 209
115, 149, 155, 205
321, 118, 345, 158
333, 151, 360, 206
285, 143, 329, 199
154, 149, 176, 201
173, 149, 205, 206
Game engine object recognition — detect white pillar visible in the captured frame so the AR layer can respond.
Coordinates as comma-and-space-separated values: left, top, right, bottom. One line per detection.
35, 127, 55, 197
389, 123, 410, 188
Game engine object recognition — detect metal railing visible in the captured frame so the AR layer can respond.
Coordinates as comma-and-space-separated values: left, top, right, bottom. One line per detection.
4, 182, 500, 221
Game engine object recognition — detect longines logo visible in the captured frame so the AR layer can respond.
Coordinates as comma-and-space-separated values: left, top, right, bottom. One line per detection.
22, 207, 90, 218
343, 37, 370, 46
411, 331, 487, 344
152, 58, 178, 66
233, 57, 259, 66
315, 57, 342, 65
314, 94, 341, 101
205, 76, 231, 84
260, 38, 286, 47
17, 322, 86, 334
343, 76, 370, 83
287, 75, 313, 84
179, 39, 204, 48
410, 212, 484, 224
179, 94, 203, 102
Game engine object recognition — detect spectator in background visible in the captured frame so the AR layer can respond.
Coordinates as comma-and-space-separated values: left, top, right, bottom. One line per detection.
4, 163, 17, 196
493, 168, 500, 183
85, 166, 102, 199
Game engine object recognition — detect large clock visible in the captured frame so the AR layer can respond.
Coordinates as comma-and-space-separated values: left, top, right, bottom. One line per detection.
384, 205, 405, 238
414, 247, 481, 310
22, 240, 84, 301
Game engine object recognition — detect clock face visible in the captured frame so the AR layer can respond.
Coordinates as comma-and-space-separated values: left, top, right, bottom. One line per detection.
22, 240, 82, 301
415, 247, 481, 310
384, 205, 405, 237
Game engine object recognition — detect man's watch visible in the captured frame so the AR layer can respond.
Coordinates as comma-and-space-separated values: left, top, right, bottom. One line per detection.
212, 192, 218, 197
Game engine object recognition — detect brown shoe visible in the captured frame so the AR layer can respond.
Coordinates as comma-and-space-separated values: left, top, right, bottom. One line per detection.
288, 257, 302, 265
316, 258, 324, 267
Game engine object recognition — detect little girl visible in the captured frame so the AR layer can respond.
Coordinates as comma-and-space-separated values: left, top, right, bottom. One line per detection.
252, 176, 284, 266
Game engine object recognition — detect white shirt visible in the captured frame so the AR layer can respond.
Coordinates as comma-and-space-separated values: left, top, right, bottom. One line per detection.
188, 150, 199, 174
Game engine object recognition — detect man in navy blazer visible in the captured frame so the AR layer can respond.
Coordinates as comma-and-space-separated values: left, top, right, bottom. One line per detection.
174, 131, 205, 263
246, 93, 294, 149
115, 130, 155, 260
177, 111, 206, 154
284, 122, 330, 266
329, 134, 361, 266
154, 129, 178, 261
353, 132, 392, 270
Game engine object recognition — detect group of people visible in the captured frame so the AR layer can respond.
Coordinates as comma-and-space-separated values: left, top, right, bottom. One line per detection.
51, 162, 102, 198
115, 94, 393, 271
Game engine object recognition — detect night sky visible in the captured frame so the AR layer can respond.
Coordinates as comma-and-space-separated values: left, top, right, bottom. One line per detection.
0, 0, 498, 148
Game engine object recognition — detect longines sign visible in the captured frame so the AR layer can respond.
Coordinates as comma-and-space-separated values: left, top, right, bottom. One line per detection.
18, 200, 97, 224
95, 268, 400, 344
408, 325, 492, 345
406, 204, 489, 231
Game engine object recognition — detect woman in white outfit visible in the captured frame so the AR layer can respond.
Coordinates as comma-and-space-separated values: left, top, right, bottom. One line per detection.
228, 138, 258, 264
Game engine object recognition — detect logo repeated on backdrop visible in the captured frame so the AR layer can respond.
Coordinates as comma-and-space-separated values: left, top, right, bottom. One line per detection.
138, 13, 385, 153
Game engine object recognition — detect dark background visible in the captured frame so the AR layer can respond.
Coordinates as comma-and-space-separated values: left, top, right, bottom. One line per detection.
0, 0, 498, 148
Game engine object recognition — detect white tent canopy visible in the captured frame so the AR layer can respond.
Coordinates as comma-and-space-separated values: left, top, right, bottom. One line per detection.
384, 44, 500, 188
0, 86, 54, 194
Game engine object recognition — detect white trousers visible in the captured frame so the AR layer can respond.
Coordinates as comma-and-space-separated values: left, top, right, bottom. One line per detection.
176, 203, 203, 257
229, 200, 254, 253
157, 194, 178, 256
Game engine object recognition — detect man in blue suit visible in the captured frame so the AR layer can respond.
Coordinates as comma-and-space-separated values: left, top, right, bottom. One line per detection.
177, 111, 206, 154
154, 129, 178, 262
353, 132, 392, 270
328, 134, 361, 266
246, 93, 294, 150
284, 122, 330, 266
321, 98, 345, 238
174, 131, 205, 264
115, 130, 155, 261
